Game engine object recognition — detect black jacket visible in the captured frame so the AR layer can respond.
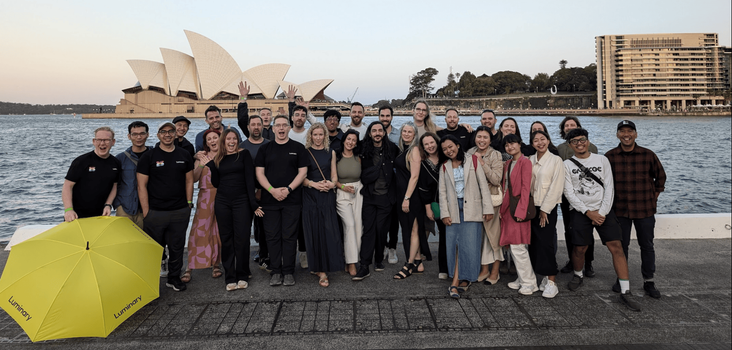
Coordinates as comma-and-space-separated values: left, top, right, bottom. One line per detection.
359, 140, 398, 204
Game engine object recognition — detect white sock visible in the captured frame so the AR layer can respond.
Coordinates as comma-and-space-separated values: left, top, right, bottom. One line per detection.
619, 279, 630, 293
574, 270, 583, 278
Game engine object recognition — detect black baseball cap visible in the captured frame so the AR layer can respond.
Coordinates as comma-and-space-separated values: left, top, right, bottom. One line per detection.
617, 120, 636, 131
173, 116, 191, 125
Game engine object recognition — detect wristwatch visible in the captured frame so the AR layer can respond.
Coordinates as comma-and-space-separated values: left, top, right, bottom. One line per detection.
104, 203, 113, 209
404, 196, 410, 201
286, 186, 293, 193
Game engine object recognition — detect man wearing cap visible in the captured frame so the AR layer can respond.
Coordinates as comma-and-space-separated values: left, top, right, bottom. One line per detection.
62, 126, 121, 222
195, 105, 241, 152
605, 120, 666, 299
172, 116, 195, 157
563, 128, 641, 312
138, 122, 195, 292
114, 121, 150, 228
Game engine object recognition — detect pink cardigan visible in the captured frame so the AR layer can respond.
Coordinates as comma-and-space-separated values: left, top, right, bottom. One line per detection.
499, 156, 532, 246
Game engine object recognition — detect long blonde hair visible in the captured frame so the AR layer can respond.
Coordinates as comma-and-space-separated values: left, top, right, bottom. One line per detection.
305, 122, 330, 150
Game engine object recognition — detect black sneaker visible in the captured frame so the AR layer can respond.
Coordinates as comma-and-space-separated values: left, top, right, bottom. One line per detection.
269, 273, 283, 286
612, 279, 621, 293
643, 281, 661, 299
568, 275, 583, 291
584, 263, 595, 278
374, 262, 386, 272
352, 265, 370, 281
620, 291, 642, 312
166, 277, 187, 292
560, 260, 573, 274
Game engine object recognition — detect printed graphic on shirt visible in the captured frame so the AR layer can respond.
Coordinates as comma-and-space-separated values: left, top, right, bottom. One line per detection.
577, 170, 601, 197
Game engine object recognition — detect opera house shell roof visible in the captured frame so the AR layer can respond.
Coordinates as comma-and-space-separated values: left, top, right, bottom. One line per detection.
124, 30, 333, 103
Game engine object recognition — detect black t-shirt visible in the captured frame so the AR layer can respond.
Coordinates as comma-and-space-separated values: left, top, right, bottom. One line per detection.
137, 146, 194, 211
437, 126, 473, 150
255, 140, 309, 207
65, 151, 121, 218
240, 139, 269, 161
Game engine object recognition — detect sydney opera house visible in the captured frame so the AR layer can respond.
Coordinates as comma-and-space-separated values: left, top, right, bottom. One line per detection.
85, 30, 340, 119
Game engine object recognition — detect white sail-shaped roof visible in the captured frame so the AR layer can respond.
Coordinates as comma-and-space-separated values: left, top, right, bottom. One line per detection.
298, 79, 334, 101
160, 48, 200, 98
244, 64, 291, 99
219, 72, 262, 97
127, 60, 169, 94
184, 30, 242, 100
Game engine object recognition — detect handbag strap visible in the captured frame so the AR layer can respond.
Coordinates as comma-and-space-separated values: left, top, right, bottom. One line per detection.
568, 157, 604, 188
306, 148, 328, 182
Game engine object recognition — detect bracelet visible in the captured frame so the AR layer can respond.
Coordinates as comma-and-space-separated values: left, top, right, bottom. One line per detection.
341, 184, 345, 190
198, 164, 205, 168
267, 186, 273, 192
64, 207, 74, 213
187, 200, 193, 204
240, 96, 247, 100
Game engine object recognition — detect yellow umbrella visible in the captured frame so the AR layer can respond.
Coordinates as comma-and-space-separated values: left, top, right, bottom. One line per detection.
0, 216, 163, 342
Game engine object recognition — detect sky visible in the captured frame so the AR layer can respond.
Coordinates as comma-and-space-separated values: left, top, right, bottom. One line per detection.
1, 0, 730, 106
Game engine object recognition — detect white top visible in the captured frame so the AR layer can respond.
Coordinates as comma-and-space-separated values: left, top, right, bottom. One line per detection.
530, 152, 565, 214
453, 166, 465, 199
340, 123, 368, 140
563, 153, 614, 216
288, 129, 307, 145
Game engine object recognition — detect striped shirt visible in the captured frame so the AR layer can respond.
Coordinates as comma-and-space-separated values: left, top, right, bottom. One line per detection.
605, 143, 666, 219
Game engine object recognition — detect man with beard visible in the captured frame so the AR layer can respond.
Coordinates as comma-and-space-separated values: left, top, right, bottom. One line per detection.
195, 105, 241, 152
479, 109, 498, 137
172, 116, 195, 157
288, 105, 308, 144
340, 102, 368, 139
63, 126, 120, 222
324, 109, 344, 151
138, 122, 195, 292
353, 121, 399, 280
240, 115, 271, 270
563, 128, 640, 312
379, 105, 400, 144
255, 115, 309, 287
437, 108, 472, 150
114, 121, 150, 228
379, 104, 400, 265
605, 120, 666, 299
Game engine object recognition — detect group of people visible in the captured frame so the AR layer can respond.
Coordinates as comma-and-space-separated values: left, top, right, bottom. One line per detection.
62, 87, 666, 312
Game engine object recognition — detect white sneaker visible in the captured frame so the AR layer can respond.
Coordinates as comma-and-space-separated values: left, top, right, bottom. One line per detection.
226, 283, 237, 291
542, 280, 559, 298
438, 273, 449, 280
539, 276, 548, 291
160, 259, 168, 278
519, 284, 539, 295
299, 252, 308, 269
508, 279, 521, 290
237, 280, 248, 289
388, 248, 398, 264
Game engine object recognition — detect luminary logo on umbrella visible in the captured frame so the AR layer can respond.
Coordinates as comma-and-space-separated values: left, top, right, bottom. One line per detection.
8, 296, 32, 321
114, 295, 142, 320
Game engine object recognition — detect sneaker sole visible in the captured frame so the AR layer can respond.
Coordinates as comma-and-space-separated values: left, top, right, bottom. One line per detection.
165, 283, 184, 292
352, 274, 370, 281
620, 297, 642, 312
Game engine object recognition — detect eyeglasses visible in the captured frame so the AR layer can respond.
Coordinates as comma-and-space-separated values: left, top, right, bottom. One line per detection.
94, 138, 113, 143
158, 129, 176, 135
569, 137, 588, 145
415, 108, 427, 112
325, 116, 339, 121
130, 132, 148, 138
273, 124, 289, 129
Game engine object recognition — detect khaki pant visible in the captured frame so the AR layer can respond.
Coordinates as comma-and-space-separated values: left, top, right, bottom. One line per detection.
116, 205, 144, 229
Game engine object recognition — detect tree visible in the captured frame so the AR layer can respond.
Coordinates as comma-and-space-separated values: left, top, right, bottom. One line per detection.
531, 73, 551, 92
406, 67, 439, 101
447, 72, 456, 85
492, 71, 532, 94
559, 59, 568, 69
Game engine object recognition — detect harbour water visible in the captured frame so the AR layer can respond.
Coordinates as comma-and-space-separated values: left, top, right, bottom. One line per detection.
0, 114, 729, 241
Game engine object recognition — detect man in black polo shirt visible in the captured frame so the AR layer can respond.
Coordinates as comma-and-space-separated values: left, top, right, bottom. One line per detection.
63, 126, 121, 221
437, 108, 472, 150
324, 109, 344, 152
172, 116, 195, 157
255, 115, 309, 287
137, 122, 195, 292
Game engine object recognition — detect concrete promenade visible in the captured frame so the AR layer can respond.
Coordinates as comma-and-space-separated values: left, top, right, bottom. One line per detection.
1, 239, 730, 349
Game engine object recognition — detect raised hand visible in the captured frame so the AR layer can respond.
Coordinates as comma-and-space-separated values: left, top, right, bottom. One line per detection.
286, 85, 298, 102
238, 81, 250, 97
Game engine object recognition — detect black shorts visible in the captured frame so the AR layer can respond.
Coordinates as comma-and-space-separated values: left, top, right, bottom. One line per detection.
569, 210, 622, 246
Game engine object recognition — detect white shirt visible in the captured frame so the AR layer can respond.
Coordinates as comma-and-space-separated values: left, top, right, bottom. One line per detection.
340, 123, 368, 140
563, 153, 614, 216
530, 152, 565, 214
288, 129, 307, 145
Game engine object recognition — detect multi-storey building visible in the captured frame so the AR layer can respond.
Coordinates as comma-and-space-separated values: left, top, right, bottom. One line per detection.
596, 33, 731, 110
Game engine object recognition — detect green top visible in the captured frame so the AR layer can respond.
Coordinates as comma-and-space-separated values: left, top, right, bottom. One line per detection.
337, 155, 361, 183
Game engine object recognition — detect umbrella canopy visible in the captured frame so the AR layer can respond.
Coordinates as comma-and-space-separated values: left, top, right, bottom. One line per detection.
0, 216, 163, 342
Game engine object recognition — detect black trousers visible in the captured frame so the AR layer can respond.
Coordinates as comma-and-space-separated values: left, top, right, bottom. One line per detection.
254, 215, 267, 259
387, 201, 400, 250
143, 207, 191, 280
215, 195, 253, 284
359, 194, 392, 266
436, 219, 447, 274
263, 205, 301, 275
561, 196, 594, 266
529, 205, 559, 276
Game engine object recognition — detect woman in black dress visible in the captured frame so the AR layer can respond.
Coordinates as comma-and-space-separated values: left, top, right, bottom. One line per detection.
393, 122, 432, 279
416, 132, 447, 279
208, 129, 263, 291
301, 123, 344, 287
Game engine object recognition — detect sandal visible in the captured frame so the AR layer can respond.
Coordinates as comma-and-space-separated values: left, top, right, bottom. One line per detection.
212, 266, 222, 278
318, 274, 329, 288
181, 270, 191, 283
457, 280, 472, 292
413, 259, 424, 274
393, 262, 415, 279
449, 286, 460, 299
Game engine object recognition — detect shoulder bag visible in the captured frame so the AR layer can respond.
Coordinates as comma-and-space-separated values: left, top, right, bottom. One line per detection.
507, 158, 537, 221
307, 149, 332, 192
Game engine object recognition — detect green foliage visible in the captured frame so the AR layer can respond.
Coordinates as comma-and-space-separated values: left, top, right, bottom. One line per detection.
492, 71, 532, 94
551, 64, 596, 92
531, 73, 552, 92
406, 67, 439, 101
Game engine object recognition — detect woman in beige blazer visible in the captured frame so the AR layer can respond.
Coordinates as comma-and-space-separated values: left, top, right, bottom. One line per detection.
466, 126, 504, 285
438, 135, 493, 299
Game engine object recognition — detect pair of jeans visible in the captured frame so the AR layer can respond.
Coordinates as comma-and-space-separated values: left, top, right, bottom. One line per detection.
618, 216, 656, 279
143, 207, 191, 280
445, 200, 482, 282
